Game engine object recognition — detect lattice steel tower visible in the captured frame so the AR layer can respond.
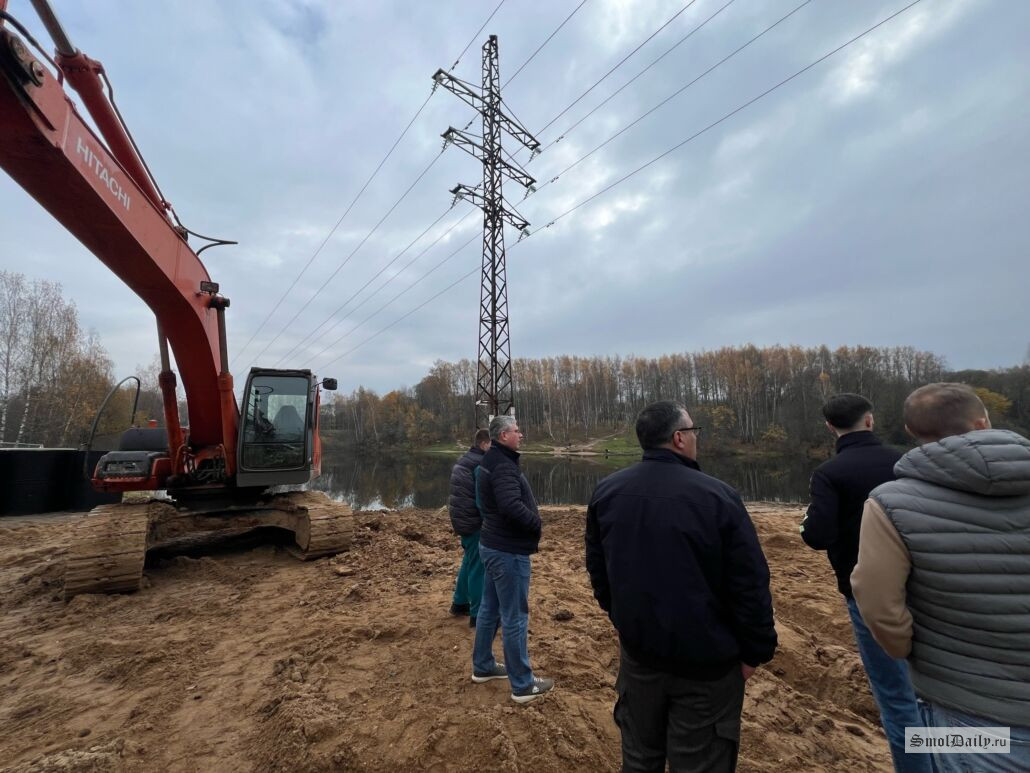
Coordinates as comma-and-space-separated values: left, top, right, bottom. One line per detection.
434, 35, 539, 425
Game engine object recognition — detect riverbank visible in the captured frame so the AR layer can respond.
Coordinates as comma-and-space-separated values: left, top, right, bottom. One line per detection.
336, 430, 834, 462
0, 504, 888, 771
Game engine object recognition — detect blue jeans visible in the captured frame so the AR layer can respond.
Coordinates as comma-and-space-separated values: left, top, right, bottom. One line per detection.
919, 699, 1030, 772
846, 598, 932, 773
473, 545, 534, 692
451, 531, 483, 617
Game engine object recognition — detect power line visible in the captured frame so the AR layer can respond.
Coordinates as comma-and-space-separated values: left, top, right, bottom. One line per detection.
303, 0, 775, 364
538, 0, 815, 190
299, 1, 717, 362
457, 1, 588, 133
538, 0, 873, 229
480, 0, 813, 210
229, 93, 435, 368
272, 204, 454, 366
541, 0, 739, 154
247, 150, 445, 365
312, 231, 482, 367
253, 0, 717, 371
301, 0, 810, 367
270, 5, 587, 366
277, 10, 587, 368
279, 0, 796, 368
305, 1, 689, 364
304, 214, 479, 364
317, 0, 925, 369
231, 1, 508, 367
319, 242, 484, 371
310, 206, 478, 346
536, 0, 701, 138
502, 0, 589, 88
274, 205, 477, 367
451, 0, 506, 70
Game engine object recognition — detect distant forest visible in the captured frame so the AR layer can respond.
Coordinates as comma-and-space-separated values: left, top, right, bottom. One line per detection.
2, 270, 1025, 453
322, 345, 1029, 450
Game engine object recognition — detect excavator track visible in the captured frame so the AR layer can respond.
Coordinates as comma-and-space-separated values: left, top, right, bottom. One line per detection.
62, 492, 352, 597
276, 490, 355, 560
63, 501, 162, 598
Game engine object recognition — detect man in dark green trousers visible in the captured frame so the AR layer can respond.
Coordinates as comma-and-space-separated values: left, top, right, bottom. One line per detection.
448, 428, 490, 627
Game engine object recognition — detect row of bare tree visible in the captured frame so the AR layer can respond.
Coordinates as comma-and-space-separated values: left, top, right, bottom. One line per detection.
323, 345, 1026, 450
4, 268, 1022, 454
0, 271, 123, 448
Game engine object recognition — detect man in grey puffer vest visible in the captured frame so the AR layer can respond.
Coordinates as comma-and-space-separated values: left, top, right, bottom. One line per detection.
853, 383, 1030, 771
448, 429, 491, 627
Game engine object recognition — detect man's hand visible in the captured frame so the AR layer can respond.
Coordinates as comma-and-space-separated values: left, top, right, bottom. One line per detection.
741, 663, 756, 681
801, 470, 840, 550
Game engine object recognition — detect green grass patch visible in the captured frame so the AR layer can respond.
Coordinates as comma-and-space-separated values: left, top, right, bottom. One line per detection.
422, 441, 466, 455
593, 429, 639, 455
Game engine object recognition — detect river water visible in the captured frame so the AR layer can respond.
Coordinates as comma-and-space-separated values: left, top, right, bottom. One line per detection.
309, 450, 823, 511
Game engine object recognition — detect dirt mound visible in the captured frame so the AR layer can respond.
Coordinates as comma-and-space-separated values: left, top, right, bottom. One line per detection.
7, 738, 131, 773
0, 504, 890, 771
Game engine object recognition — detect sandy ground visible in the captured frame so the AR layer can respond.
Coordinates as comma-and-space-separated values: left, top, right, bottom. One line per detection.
0, 503, 891, 772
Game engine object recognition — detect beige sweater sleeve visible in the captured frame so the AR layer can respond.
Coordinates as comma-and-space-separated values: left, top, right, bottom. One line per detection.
850, 499, 913, 658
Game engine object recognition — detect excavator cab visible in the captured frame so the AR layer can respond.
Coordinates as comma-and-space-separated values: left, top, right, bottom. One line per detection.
236, 368, 336, 488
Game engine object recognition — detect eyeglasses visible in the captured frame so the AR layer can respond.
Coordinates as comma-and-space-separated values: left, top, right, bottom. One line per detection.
674, 426, 703, 438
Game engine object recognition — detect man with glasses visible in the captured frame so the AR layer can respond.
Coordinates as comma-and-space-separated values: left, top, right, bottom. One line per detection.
586, 400, 777, 771
471, 414, 553, 703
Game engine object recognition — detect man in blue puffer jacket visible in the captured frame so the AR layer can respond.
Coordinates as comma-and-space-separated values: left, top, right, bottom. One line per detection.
448, 428, 490, 626
470, 414, 554, 704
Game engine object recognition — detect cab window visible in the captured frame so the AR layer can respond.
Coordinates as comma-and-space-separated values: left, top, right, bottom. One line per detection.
240, 374, 310, 470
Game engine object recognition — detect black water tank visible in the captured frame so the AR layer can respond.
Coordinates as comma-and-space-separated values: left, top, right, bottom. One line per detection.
0, 449, 121, 516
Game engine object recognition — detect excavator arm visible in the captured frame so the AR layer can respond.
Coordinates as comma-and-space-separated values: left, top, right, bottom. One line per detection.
0, 2, 238, 481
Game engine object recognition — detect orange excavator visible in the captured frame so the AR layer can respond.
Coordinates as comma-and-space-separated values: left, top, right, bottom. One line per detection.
0, 1, 353, 596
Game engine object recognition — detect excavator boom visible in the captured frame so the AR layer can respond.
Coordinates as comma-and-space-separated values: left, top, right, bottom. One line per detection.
0, 5, 235, 459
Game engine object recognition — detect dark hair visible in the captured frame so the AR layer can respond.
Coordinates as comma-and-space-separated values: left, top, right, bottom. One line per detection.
473, 428, 490, 445
904, 382, 987, 442
635, 400, 687, 450
822, 393, 873, 430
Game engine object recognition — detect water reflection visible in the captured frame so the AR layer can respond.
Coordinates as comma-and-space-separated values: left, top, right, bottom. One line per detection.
310, 450, 821, 510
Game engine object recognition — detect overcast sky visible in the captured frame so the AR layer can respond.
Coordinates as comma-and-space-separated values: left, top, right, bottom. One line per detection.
2, 0, 1027, 393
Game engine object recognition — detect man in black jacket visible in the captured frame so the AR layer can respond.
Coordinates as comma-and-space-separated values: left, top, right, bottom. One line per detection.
471, 414, 553, 704
448, 428, 490, 626
800, 393, 928, 773
586, 401, 776, 772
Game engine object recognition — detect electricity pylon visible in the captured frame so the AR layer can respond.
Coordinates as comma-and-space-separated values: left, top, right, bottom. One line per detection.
434, 34, 539, 426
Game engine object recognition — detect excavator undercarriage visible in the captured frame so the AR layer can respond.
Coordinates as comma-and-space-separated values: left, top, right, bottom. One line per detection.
64, 491, 353, 598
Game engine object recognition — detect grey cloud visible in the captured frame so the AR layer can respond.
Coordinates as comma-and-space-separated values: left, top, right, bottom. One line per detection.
1, 0, 1027, 395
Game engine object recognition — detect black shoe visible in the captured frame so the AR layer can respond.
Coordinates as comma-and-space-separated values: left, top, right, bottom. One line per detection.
469, 616, 477, 628
450, 602, 470, 616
